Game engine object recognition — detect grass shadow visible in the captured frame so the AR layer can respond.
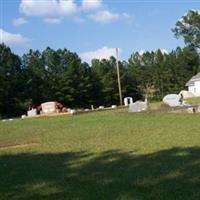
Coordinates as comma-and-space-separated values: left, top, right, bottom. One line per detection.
0, 147, 200, 200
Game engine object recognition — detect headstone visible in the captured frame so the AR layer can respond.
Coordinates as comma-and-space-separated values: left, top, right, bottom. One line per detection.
21, 115, 26, 119
91, 105, 94, 110
99, 106, 104, 109
124, 97, 133, 106
187, 107, 195, 113
27, 109, 37, 117
111, 105, 117, 109
179, 90, 195, 99
129, 100, 148, 113
196, 106, 200, 113
163, 94, 182, 107
70, 109, 76, 114
41, 102, 57, 114
62, 107, 67, 112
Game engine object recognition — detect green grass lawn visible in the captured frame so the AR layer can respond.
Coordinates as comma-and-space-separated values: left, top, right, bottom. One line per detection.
0, 110, 200, 200
186, 97, 200, 105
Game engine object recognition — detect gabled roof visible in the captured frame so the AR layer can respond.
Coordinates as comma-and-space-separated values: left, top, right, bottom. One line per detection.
186, 72, 200, 86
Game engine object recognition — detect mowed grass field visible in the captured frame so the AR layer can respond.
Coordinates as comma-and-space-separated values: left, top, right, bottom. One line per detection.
0, 109, 200, 200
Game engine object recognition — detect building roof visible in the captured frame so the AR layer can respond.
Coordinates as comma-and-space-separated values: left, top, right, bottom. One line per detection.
186, 72, 200, 86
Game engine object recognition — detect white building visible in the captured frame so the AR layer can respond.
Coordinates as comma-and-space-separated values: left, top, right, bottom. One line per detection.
186, 72, 200, 96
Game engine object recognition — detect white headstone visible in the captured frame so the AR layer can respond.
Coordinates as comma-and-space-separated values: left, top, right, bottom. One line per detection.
129, 100, 148, 113
187, 107, 195, 113
27, 109, 37, 117
21, 115, 26, 119
124, 97, 133, 106
179, 90, 195, 99
70, 109, 76, 114
163, 94, 181, 107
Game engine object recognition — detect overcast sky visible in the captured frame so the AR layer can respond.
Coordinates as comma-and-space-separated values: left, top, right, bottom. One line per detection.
1, 0, 200, 63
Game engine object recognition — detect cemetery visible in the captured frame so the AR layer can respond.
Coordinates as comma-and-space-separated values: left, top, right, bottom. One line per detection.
1, 2, 200, 199
24, 100, 120, 119
20, 94, 200, 121
2, 72, 200, 199
1, 71, 200, 200
1, 74, 200, 200
22, 72, 200, 119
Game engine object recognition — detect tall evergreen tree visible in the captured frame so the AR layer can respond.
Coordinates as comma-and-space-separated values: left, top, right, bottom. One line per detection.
22, 49, 46, 105
0, 44, 23, 117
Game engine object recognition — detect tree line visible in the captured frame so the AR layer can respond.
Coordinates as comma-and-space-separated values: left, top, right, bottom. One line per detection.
0, 10, 200, 117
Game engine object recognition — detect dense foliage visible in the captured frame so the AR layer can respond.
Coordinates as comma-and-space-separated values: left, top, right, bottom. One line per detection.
0, 44, 199, 117
0, 10, 200, 117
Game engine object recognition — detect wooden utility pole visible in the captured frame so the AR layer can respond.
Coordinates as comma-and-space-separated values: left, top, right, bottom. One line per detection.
116, 48, 123, 106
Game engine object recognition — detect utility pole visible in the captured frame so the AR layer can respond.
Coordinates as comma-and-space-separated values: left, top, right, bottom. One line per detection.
116, 48, 123, 106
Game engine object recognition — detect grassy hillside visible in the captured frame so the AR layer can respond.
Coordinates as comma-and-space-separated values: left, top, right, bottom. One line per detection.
0, 110, 200, 200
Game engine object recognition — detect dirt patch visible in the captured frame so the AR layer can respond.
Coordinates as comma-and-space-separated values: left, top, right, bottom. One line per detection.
0, 141, 39, 150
